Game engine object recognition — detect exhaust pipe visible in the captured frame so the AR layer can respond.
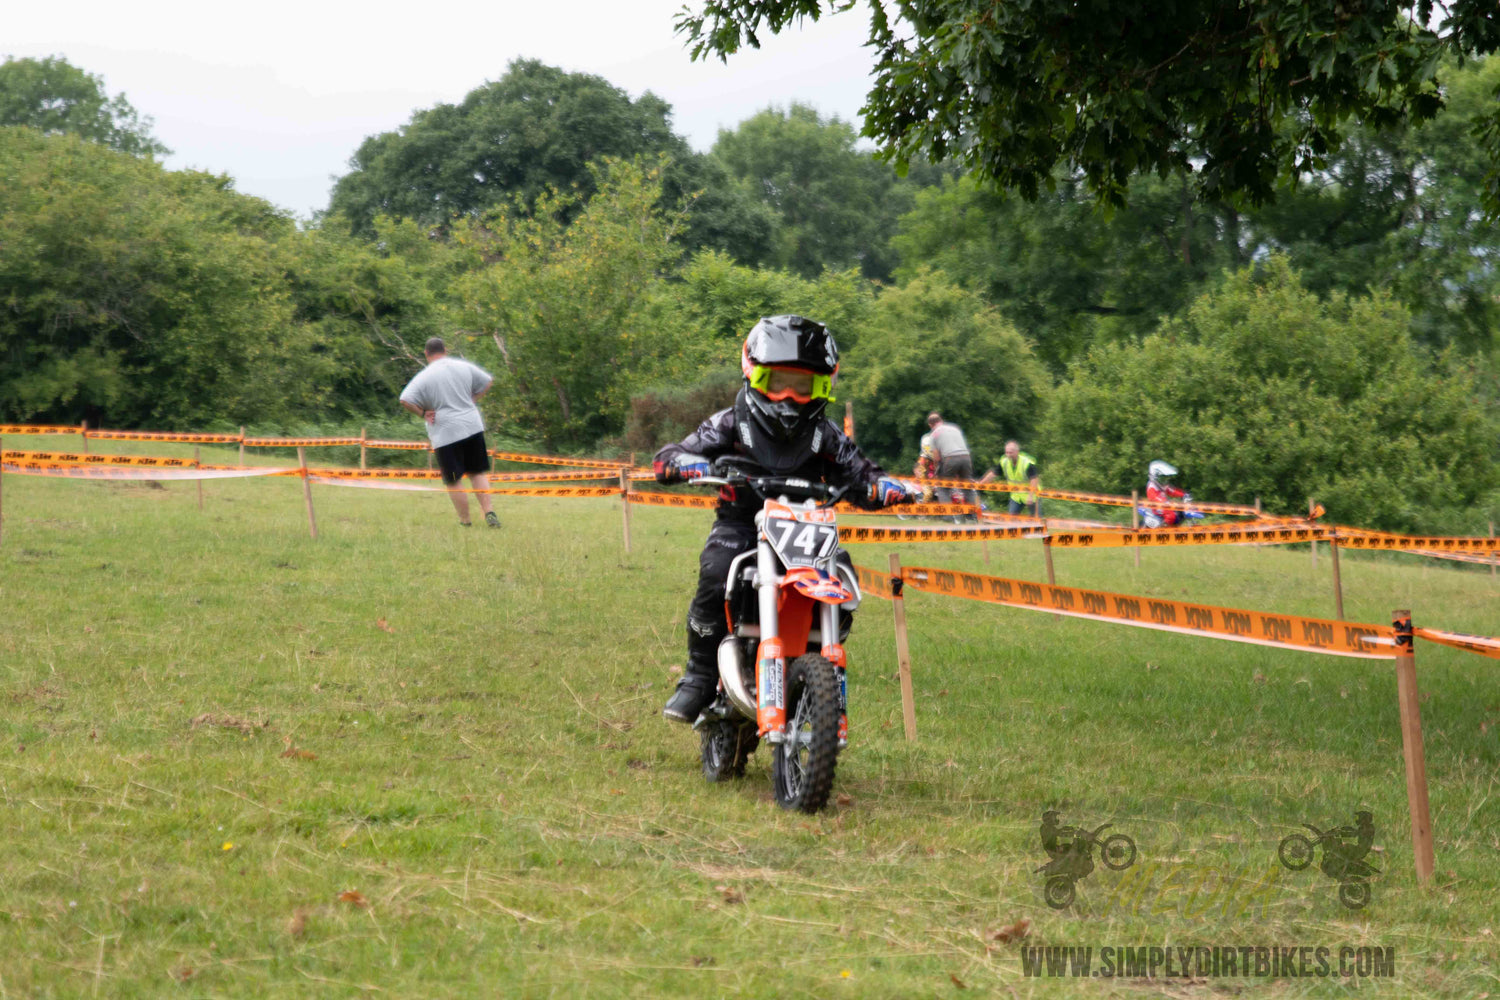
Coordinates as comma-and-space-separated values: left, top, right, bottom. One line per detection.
717, 638, 757, 719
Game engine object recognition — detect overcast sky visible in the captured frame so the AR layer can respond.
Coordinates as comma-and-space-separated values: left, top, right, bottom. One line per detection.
7, 0, 876, 218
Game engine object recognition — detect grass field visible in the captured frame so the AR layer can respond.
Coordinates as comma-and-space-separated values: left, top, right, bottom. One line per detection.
2, 443, 1498, 997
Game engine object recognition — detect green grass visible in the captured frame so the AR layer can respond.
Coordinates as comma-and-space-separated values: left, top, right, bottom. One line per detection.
1, 443, 1498, 997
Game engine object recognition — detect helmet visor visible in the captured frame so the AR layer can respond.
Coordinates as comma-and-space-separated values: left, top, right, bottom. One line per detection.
747, 364, 834, 403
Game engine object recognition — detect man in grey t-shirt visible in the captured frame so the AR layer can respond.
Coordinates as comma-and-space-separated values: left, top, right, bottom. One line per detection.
399, 337, 500, 528
926, 411, 974, 507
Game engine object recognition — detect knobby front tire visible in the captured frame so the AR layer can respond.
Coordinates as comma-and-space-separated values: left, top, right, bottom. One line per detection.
771, 654, 841, 813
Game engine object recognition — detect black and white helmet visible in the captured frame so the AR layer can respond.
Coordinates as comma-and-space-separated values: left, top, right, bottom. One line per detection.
738, 315, 839, 444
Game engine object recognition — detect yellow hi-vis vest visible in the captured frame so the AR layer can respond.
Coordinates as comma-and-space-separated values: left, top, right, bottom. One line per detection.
999, 453, 1038, 503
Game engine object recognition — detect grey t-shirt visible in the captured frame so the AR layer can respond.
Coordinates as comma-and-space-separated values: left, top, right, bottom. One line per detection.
929, 422, 970, 458
399, 356, 493, 449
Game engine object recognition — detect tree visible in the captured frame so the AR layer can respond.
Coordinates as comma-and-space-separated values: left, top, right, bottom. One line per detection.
1039, 257, 1497, 532
678, 1, 1500, 215
891, 173, 1244, 372
0, 128, 322, 429
0, 55, 169, 156
451, 159, 688, 447
710, 104, 947, 280
326, 59, 770, 262
842, 270, 1051, 472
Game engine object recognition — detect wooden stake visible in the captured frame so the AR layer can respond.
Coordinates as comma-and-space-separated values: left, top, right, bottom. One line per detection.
889, 552, 916, 741
239, 427, 245, 466
194, 446, 203, 512
297, 446, 318, 540
1392, 610, 1434, 885
360, 427, 367, 471
982, 538, 990, 565
81, 420, 88, 454
1329, 537, 1344, 620
1309, 497, 1318, 570
619, 469, 632, 555
1254, 496, 1262, 517
1131, 489, 1141, 568
1043, 536, 1056, 586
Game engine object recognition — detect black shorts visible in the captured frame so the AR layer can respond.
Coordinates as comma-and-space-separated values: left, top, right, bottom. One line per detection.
435, 431, 491, 485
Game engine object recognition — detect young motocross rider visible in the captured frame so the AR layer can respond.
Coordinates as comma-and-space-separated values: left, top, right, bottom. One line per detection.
654, 315, 911, 723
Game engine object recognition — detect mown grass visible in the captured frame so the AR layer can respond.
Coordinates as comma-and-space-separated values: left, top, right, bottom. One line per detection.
1, 442, 1497, 997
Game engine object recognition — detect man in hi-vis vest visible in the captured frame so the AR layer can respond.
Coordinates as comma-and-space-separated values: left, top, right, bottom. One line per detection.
980, 440, 1041, 516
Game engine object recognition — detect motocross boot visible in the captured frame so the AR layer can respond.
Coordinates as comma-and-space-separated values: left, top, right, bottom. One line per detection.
663, 624, 720, 724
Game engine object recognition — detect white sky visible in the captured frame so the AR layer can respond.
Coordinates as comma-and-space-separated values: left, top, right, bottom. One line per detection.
6, 0, 876, 218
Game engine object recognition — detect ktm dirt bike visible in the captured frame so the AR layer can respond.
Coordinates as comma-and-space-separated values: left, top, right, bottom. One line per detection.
689, 462, 878, 813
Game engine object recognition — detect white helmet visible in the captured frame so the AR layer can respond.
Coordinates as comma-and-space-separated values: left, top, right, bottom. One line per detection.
1148, 460, 1177, 483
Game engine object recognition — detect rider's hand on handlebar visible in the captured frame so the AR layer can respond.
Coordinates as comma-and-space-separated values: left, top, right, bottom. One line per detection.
654, 454, 710, 484
870, 476, 912, 507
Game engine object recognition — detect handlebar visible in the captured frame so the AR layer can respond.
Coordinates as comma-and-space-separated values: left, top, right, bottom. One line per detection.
692, 468, 850, 507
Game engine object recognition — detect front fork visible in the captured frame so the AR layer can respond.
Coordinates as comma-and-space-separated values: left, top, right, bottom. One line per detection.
755, 572, 850, 746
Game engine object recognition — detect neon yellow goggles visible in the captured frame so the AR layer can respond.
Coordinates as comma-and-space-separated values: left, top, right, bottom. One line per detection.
747, 365, 835, 403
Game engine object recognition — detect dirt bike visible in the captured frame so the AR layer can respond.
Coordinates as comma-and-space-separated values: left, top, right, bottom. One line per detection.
689, 461, 874, 813
1035, 823, 1138, 909
1278, 824, 1380, 909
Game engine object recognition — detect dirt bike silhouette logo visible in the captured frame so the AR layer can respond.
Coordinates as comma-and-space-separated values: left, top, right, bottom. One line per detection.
1036, 811, 1137, 909
1277, 811, 1380, 910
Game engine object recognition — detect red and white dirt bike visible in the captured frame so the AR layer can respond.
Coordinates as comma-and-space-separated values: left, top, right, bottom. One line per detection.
690, 461, 873, 812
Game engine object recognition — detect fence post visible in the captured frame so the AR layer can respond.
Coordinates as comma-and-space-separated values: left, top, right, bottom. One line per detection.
360, 427, 367, 471
619, 468, 632, 555
1043, 535, 1056, 586
297, 446, 318, 540
239, 427, 246, 466
888, 552, 916, 741
81, 420, 88, 454
1254, 496, 1262, 518
1131, 489, 1141, 568
1309, 497, 1318, 570
982, 538, 990, 565
1329, 534, 1344, 620
194, 446, 203, 512
1392, 610, 1434, 885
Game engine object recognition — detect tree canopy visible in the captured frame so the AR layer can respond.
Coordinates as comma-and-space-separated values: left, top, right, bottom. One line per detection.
678, 1, 1500, 215
0, 55, 169, 157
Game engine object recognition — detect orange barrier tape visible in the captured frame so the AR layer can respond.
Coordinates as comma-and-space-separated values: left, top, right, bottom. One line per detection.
836, 502, 983, 518
1409, 549, 1500, 567
840, 523, 1046, 544
894, 563, 1396, 659
1047, 523, 1334, 549
1333, 529, 1500, 555
490, 450, 627, 470
914, 477, 1260, 516
3, 450, 199, 468
84, 429, 243, 443
304, 476, 623, 498
244, 436, 363, 447
627, 491, 719, 510
854, 564, 899, 599
364, 439, 430, 451
0, 424, 79, 435
306, 467, 617, 483
1414, 628, 1500, 660
2, 461, 288, 481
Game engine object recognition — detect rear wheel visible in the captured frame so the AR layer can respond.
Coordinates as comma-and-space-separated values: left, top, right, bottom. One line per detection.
700, 718, 758, 782
772, 654, 841, 813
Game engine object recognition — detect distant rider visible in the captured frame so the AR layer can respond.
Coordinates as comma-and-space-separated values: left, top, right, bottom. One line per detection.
653, 316, 910, 723
1143, 460, 1191, 528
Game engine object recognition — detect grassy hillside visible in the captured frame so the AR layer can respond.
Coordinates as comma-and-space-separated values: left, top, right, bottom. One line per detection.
1, 444, 1497, 997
